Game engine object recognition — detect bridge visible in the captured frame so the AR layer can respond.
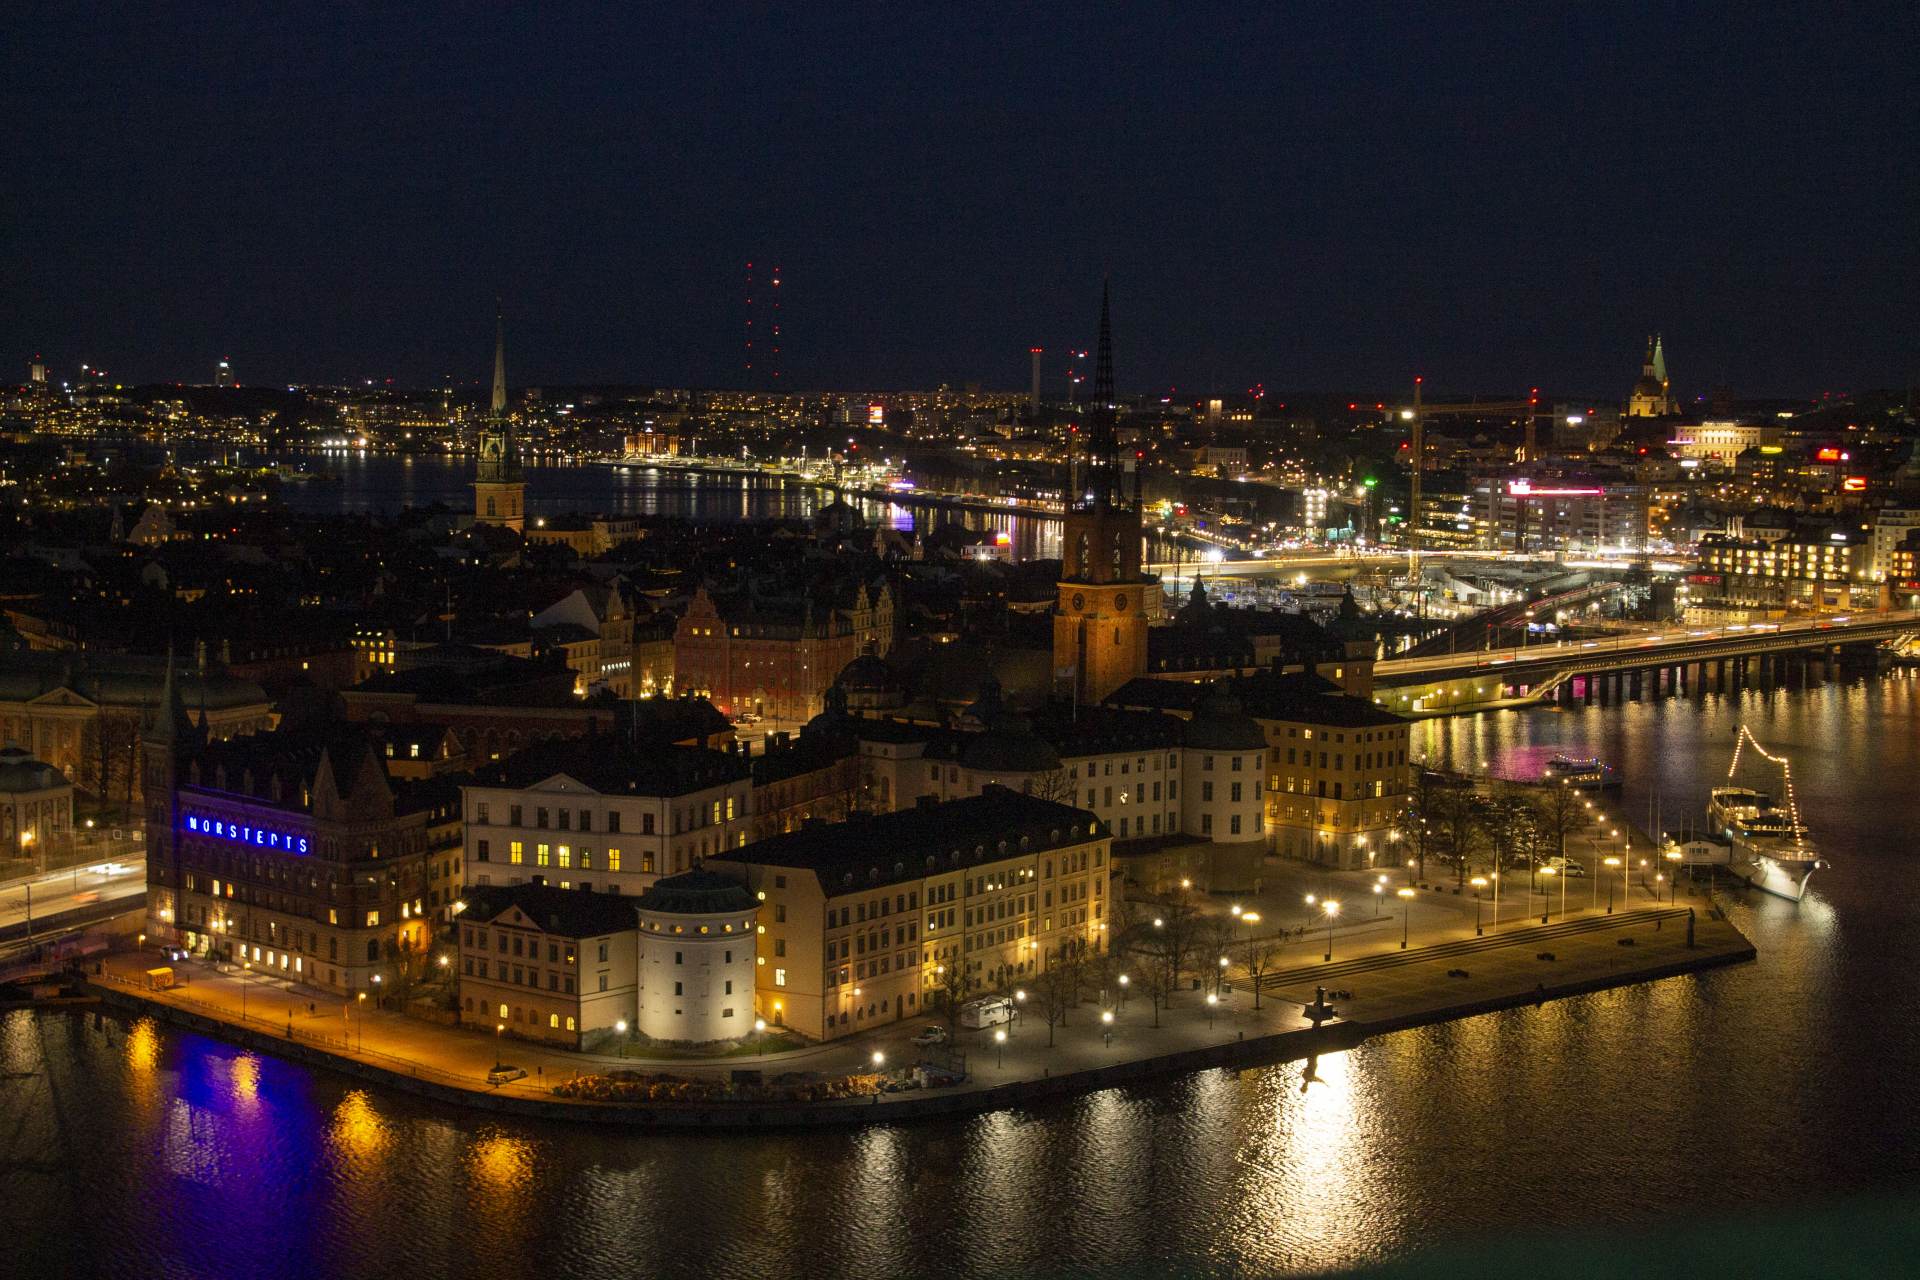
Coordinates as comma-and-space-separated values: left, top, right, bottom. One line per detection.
1372, 611, 1920, 713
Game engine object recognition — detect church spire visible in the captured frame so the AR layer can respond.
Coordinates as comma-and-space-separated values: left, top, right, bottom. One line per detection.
1094, 278, 1114, 408
491, 300, 508, 418
1080, 279, 1126, 510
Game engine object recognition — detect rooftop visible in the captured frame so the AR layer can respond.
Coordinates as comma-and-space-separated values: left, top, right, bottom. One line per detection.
460, 881, 639, 938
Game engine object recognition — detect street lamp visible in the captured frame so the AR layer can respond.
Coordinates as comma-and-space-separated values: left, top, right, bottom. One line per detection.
871, 1050, 886, 1073
1470, 876, 1488, 936
1206, 991, 1219, 1028
1117, 973, 1130, 1010
1014, 988, 1027, 1033
1665, 850, 1684, 902
1303, 893, 1316, 929
240, 959, 251, 1022
994, 1027, 1007, 1068
1397, 887, 1416, 948
1603, 855, 1622, 912
1101, 1008, 1114, 1048
358, 992, 368, 1051
1372, 880, 1385, 917
1322, 900, 1340, 962
493, 1021, 504, 1069
754, 1017, 767, 1055
1539, 865, 1557, 923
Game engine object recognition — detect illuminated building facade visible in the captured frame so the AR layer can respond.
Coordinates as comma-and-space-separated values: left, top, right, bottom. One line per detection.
708, 787, 1115, 1042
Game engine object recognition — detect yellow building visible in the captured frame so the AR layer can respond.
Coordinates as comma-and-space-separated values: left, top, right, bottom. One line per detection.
708, 787, 1116, 1042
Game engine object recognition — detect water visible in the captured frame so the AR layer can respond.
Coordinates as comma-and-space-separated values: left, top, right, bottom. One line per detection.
7, 675, 1918, 1277
275, 453, 1064, 560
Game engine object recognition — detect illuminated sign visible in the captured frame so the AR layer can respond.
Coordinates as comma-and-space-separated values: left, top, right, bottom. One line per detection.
1509, 480, 1605, 497
1842, 476, 1867, 492
185, 812, 310, 854
1815, 447, 1845, 463
867, 403, 885, 426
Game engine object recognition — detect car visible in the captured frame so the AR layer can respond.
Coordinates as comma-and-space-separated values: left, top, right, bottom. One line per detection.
910, 1025, 949, 1047
486, 1065, 528, 1085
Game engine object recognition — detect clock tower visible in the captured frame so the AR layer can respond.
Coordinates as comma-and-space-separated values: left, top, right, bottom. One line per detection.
473, 304, 525, 532
1054, 282, 1150, 705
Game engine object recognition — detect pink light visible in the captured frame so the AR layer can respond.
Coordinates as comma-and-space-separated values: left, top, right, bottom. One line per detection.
1509, 480, 1604, 497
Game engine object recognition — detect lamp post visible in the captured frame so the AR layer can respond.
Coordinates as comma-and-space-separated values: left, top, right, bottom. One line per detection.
240, 959, 251, 1023
1539, 865, 1557, 923
493, 1020, 504, 1070
994, 1028, 1007, 1068
1013, 988, 1027, 1034
358, 992, 368, 1052
754, 1017, 767, 1055
1666, 850, 1684, 902
1216, 954, 1229, 994
1303, 893, 1316, 930
1322, 900, 1340, 962
1101, 1009, 1114, 1048
1604, 855, 1621, 912
1372, 879, 1385, 917
1470, 876, 1488, 936
1205, 991, 1219, 1028
1398, 887, 1415, 948
1490, 868, 1501, 932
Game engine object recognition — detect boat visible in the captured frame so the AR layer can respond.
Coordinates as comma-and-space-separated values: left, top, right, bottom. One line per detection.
1706, 728, 1828, 902
1543, 754, 1619, 790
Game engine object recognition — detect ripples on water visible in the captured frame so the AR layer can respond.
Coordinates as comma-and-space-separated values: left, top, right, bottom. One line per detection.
5, 678, 1918, 1279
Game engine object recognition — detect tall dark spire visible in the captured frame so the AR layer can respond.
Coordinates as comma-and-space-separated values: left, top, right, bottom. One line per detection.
491, 300, 508, 418
1079, 279, 1126, 510
1093, 278, 1114, 408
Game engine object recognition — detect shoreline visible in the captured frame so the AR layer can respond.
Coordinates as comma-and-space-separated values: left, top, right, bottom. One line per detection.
83, 906, 1755, 1130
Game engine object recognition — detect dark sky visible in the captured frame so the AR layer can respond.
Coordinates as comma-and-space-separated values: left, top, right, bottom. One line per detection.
5, 3, 1916, 399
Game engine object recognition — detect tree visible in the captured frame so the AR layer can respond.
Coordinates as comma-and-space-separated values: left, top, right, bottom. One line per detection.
1428, 778, 1483, 887
1406, 770, 1447, 881
1203, 915, 1235, 995
936, 959, 972, 1034
1535, 779, 1587, 889
1027, 766, 1077, 806
1243, 933, 1285, 1010
1035, 944, 1078, 1046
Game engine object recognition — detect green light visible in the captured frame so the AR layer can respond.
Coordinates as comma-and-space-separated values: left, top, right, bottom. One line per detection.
1364, 477, 1378, 487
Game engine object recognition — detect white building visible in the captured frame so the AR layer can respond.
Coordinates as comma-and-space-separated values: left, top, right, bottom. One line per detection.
462, 740, 753, 897
633, 869, 760, 1042
1871, 506, 1920, 581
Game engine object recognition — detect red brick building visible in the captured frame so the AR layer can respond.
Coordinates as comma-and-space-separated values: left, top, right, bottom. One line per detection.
674, 581, 892, 721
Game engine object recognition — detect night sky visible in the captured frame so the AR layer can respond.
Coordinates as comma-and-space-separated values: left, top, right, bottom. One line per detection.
5, 3, 1916, 398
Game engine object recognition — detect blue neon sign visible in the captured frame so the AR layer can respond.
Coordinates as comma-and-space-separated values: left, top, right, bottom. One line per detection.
184, 812, 311, 854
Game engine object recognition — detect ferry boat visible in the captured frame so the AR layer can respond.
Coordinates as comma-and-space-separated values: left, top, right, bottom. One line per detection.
1542, 754, 1619, 790
1706, 729, 1828, 902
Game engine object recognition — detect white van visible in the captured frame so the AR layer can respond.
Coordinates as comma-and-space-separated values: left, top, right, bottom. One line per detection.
958, 997, 1014, 1029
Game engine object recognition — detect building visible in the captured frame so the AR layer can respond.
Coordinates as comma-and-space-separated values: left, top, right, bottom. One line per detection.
1671, 419, 1780, 465
1626, 334, 1672, 417
1870, 506, 1920, 581
0, 650, 272, 810
708, 787, 1115, 1042
0, 743, 72, 865
461, 736, 754, 897
1473, 477, 1650, 553
473, 307, 526, 532
1108, 667, 1412, 870
673, 579, 893, 721
1054, 284, 1152, 705
633, 869, 760, 1042
142, 694, 441, 995
455, 882, 639, 1048
1696, 527, 1872, 610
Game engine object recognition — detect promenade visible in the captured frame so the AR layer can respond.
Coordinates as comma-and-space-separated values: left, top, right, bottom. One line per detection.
89, 878, 1750, 1126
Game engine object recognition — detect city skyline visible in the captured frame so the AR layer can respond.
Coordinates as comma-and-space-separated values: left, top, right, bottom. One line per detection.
5, 5, 1916, 395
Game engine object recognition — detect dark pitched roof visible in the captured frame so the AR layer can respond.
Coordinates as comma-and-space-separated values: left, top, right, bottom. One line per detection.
1107, 670, 1406, 729
461, 882, 639, 938
475, 737, 750, 796
713, 786, 1103, 894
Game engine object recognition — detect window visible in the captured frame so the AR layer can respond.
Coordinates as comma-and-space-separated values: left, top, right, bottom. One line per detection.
366, 910, 380, 927
608, 848, 622, 872
477, 802, 490, 824
642, 813, 655, 835
549, 1013, 559, 1028
608, 811, 621, 833
509, 840, 524, 865
499, 1002, 509, 1019
1201, 782, 1213, 802
674, 982, 683, 996
536, 843, 550, 867
774, 904, 787, 923
566, 1016, 576, 1031
476, 838, 490, 861
509, 805, 522, 825
725, 980, 733, 994
579, 809, 591, 832
557, 844, 572, 869
536, 807, 549, 828
774, 968, 787, 987
598, 943, 609, 962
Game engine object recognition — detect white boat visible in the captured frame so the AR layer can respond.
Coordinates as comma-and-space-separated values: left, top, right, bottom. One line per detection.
1706, 728, 1828, 902
1543, 754, 1619, 790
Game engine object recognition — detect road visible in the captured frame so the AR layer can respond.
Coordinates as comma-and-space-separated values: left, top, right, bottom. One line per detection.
0, 857, 147, 934
1376, 609, 1920, 681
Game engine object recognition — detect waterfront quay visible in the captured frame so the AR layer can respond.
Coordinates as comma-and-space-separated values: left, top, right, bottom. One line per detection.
87, 862, 1752, 1127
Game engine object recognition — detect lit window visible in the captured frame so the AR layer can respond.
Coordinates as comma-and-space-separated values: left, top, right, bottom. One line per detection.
774, 968, 787, 987
366, 911, 380, 927
509, 841, 524, 865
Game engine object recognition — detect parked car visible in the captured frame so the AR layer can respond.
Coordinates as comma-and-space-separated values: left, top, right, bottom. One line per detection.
487, 1065, 528, 1085
910, 1025, 949, 1047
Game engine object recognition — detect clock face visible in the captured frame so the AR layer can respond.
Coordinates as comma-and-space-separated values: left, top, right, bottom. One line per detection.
1071, 593, 1085, 611
1114, 593, 1128, 610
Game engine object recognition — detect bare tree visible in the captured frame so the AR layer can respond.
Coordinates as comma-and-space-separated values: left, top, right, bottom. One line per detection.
1027, 766, 1077, 806
936, 960, 972, 1034
1429, 779, 1483, 888
1203, 915, 1235, 995
1243, 932, 1285, 1010
1534, 779, 1586, 889
1035, 944, 1078, 1046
